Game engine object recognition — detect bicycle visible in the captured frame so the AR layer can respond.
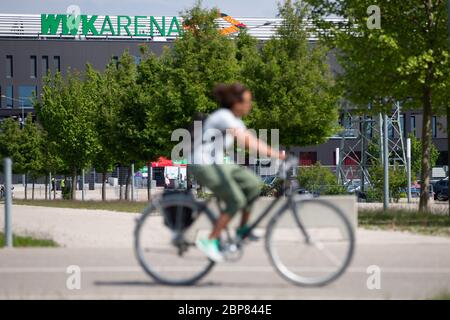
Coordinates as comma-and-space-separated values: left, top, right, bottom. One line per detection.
134, 158, 355, 286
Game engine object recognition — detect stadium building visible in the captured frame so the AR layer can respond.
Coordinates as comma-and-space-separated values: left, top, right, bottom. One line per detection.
0, 13, 448, 177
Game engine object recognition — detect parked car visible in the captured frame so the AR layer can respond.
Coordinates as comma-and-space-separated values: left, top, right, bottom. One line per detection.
433, 177, 448, 200
436, 187, 448, 201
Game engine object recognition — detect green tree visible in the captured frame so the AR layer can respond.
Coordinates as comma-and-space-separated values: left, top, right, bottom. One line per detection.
153, 2, 241, 154
305, 0, 450, 211
0, 116, 47, 200
0, 118, 22, 175
409, 133, 439, 180
242, 0, 340, 147
36, 70, 99, 200
105, 52, 149, 200
137, 48, 173, 199
87, 64, 117, 201
20, 116, 45, 200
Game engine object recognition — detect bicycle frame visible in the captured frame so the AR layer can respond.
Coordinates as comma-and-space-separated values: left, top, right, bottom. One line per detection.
199, 176, 308, 246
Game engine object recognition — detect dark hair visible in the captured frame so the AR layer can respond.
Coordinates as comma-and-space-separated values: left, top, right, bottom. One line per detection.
213, 83, 250, 109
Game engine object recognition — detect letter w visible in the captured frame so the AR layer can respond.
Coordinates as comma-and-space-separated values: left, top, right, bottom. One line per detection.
41, 14, 63, 35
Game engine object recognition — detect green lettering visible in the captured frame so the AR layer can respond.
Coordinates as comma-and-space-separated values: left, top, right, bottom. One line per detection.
150, 16, 165, 37
81, 15, 99, 35
41, 14, 63, 35
134, 16, 147, 36
61, 15, 70, 35
167, 17, 182, 36
117, 15, 132, 36
100, 15, 116, 35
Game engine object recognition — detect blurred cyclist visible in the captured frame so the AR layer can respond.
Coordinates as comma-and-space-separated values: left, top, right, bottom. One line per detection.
192, 83, 285, 261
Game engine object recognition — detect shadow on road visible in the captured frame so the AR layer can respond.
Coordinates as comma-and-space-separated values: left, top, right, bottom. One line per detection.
94, 280, 287, 289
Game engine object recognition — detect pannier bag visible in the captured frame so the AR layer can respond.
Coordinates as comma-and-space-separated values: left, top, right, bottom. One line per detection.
162, 190, 196, 231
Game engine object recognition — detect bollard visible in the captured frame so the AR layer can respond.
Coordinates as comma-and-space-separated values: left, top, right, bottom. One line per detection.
4, 158, 13, 247
406, 138, 412, 203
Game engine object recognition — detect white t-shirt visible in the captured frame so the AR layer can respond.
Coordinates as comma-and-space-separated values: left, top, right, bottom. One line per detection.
193, 108, 246, 165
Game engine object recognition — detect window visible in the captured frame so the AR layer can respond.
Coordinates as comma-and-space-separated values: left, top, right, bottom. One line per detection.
53, 56, 60, 72
18, 86, 37, 108
134, 56, 141, 65
6, 55, 13, 78
6, 86, 13, 108
432, 116, 437, 138
30, 55, 37, 78
410, 115, 416, 136
42, 56, 49, 76
299, 152, 317, 166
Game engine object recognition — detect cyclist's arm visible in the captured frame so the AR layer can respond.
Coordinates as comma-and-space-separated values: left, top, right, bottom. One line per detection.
234, 128, 285, 160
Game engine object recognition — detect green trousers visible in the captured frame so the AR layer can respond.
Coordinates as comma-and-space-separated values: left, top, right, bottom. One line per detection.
191, 164, 261, 216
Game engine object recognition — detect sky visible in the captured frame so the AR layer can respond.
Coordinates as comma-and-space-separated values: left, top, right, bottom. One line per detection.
0, 0, 280, 17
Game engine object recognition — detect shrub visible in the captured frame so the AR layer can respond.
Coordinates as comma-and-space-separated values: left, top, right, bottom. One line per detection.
367, 164, 407, 202
297, 162, 346, 195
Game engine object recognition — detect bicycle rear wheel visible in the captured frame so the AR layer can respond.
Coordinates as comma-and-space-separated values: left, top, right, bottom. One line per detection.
266, 198, 355, 286
134, 193, 216, 285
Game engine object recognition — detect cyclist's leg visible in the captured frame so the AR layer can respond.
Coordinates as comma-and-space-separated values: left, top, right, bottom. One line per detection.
231, 166, 262, 227
191, 164, 247, 261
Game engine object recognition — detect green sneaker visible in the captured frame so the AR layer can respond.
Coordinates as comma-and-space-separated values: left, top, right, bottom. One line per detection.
196, 238, 223, 262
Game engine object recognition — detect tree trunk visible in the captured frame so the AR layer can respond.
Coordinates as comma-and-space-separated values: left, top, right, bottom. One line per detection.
147, 162, 151, 201
419, 86, 432, 212
125, 166, 131, 201
24, 173, 28, 200
71, 168, 77, 200
32, 178, 35, 200
447, 106, 450, 216
102, 172, 107, 201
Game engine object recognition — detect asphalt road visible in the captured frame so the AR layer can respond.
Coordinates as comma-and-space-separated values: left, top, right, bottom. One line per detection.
1, 236, 450, 299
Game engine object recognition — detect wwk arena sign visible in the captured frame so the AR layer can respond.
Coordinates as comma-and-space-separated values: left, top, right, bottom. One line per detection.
40, 14, 183, 38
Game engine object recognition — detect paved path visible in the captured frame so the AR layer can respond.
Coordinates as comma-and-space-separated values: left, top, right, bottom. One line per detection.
1, 204, 450, 299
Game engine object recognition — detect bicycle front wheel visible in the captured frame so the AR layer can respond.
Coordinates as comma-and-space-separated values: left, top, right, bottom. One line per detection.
134, 194, 216, 286
266, 198, 355, 286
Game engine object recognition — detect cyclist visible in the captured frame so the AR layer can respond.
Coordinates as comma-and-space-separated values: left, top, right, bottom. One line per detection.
192, 83, 285, 262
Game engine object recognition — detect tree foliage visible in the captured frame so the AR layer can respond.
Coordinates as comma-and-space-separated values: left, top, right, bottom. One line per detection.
305, 0, 449, 210
243, 0, 340, 146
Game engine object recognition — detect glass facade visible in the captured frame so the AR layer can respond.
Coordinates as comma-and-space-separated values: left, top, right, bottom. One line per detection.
18, 86, 37, 108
